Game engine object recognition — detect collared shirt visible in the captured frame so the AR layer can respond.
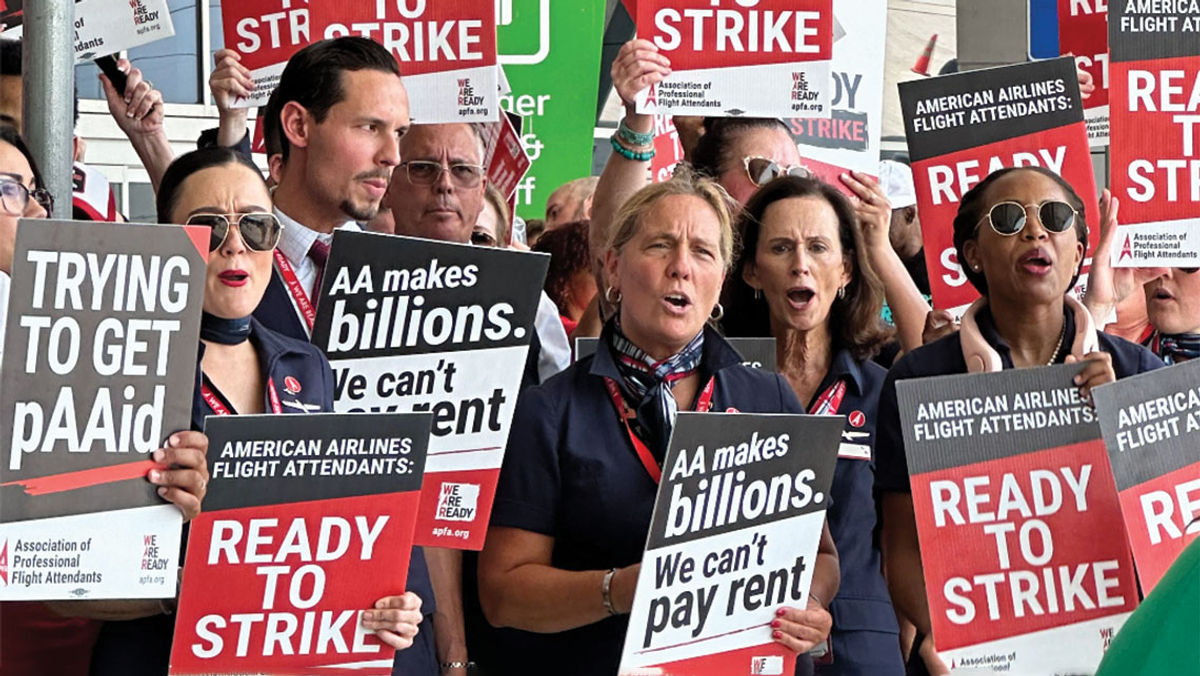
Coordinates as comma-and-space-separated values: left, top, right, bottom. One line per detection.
812, 349, 903, 676
273, 207, 358, 300
488, 324, 807, 676
534, 290, 571, 381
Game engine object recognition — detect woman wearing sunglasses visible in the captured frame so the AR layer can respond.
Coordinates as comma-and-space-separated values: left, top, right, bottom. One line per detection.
873, 166, 1162, 675
81, 147, 424, 675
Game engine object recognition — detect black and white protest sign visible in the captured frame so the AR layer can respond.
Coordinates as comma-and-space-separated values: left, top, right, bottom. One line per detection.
618, 412, 840, 675
310, 230, 547, 549
0, 219, 207, 600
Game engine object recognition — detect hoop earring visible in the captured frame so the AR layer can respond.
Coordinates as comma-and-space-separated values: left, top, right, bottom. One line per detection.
710, 303, 724, 321
605, 286, 622, 305
837, 285, 846, 300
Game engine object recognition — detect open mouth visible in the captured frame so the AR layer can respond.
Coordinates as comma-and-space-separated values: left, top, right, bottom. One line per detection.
664, 293, 692, 310
1019, 249, 1054, 275
786, 288, 815, 306
1152, 286, 1174, 300
219, 270, 248, 285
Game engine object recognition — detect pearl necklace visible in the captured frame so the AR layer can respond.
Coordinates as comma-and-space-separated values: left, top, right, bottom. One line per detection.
1047, 320, 1067, 366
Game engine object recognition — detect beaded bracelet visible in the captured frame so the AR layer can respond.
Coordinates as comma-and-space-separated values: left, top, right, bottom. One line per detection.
617, 118, 655, 147
610, 135, 655, 162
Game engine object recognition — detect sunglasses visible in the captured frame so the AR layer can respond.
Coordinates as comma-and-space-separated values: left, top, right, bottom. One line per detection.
185, 212, 283, 252
1182, 268, 1199, 274
402, 160, 486, 188
976, 200, 1077, 237
743, 156, 811, 187
0, 178, 54, 217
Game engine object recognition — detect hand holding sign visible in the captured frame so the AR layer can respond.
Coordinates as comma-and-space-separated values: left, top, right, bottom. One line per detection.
362, 591, 424, 650
613, 39, 672, 110
98, 59, 164, 136
147, 431, 210, 523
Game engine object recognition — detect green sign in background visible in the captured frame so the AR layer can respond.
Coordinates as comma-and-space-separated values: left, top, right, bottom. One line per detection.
498, 0, 605, 220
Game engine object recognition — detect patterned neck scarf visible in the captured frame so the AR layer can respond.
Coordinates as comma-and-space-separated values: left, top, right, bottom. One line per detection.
1152, 331, 1200, 365
608, 321, 705, 462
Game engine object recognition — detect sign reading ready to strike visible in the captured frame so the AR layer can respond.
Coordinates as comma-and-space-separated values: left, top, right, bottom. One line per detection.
224, 0, 499, 123
1095, 361, 1200, 594
169, 413, 429, 675
1058, 0, 1110, 147
898, 365, 1138, 674
634, 0, 834, 119
1108, 2, 1200, 267
0, 220, 207, 600
900, 57, 1098, 315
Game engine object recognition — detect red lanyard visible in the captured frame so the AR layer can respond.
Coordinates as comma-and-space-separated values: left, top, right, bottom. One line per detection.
604, 376, 716, 484
810, 379, 847, 417
273, 249, 316, 332
201, 377, 282, 416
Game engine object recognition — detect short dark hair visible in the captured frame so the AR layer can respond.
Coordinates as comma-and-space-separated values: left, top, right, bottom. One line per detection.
272, 37, 401, 162
691, 117, 792, 179
725, 175, 893, 361
156, 147, 267, 224
533, 220, 592, 317
952, 166, 1088, 296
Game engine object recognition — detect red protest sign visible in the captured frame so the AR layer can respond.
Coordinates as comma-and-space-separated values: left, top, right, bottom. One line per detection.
1058, 0, 1110, 146
318, 0, 499, 123
483, 112, 532, 210
221, 0, 314, 107
899, 366, 1139, 673
900, 58, 1099, 314
1095, 361, 1200, 593
650, 115, 685, 183
634, 0, 834, 118
169, 414, 429, 675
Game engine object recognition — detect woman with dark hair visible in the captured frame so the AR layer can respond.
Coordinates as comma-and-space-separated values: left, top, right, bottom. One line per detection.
59, 147, 424, 675
533, 219, 597, 335
479, 169, 840, 676
582, 42, 929, 354
874, 166, 1162, 674
726, 174, 903, 676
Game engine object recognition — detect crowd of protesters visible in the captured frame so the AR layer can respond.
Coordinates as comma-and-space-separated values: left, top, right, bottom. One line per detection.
0, 27, 1196, 676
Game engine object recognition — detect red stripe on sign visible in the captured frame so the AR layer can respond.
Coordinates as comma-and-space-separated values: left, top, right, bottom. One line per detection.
636, 621, 773, 655
1, 460, 157, 496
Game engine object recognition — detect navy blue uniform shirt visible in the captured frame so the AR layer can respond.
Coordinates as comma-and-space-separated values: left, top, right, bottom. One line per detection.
486, 326, 811, 676
253, 274, 439, 676
875, 304, 1164, 494
812, 350, 903, 676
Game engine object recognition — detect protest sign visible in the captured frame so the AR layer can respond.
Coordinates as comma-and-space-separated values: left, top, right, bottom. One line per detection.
574, 337, 777, 372
499, 0, 606, 218
1094, 360, 1200, 594
634, 0, 834, 119
618, 412, 841, 675
1108, 3, 1200, 267
319, 0, 499, 123
898, 364, 1138, 674
0, 219, 207, 600
900, 57, 1099, 315
220, 0, 314, 108
481, 111, 532, 222
650, 115, 686, 183
169, 413, 429, 675
2, 0, 176, 62
1058, 0, 1110, 147
310, 231, 548, 549
223, 0, 498, 122
787, 0, 887, 188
